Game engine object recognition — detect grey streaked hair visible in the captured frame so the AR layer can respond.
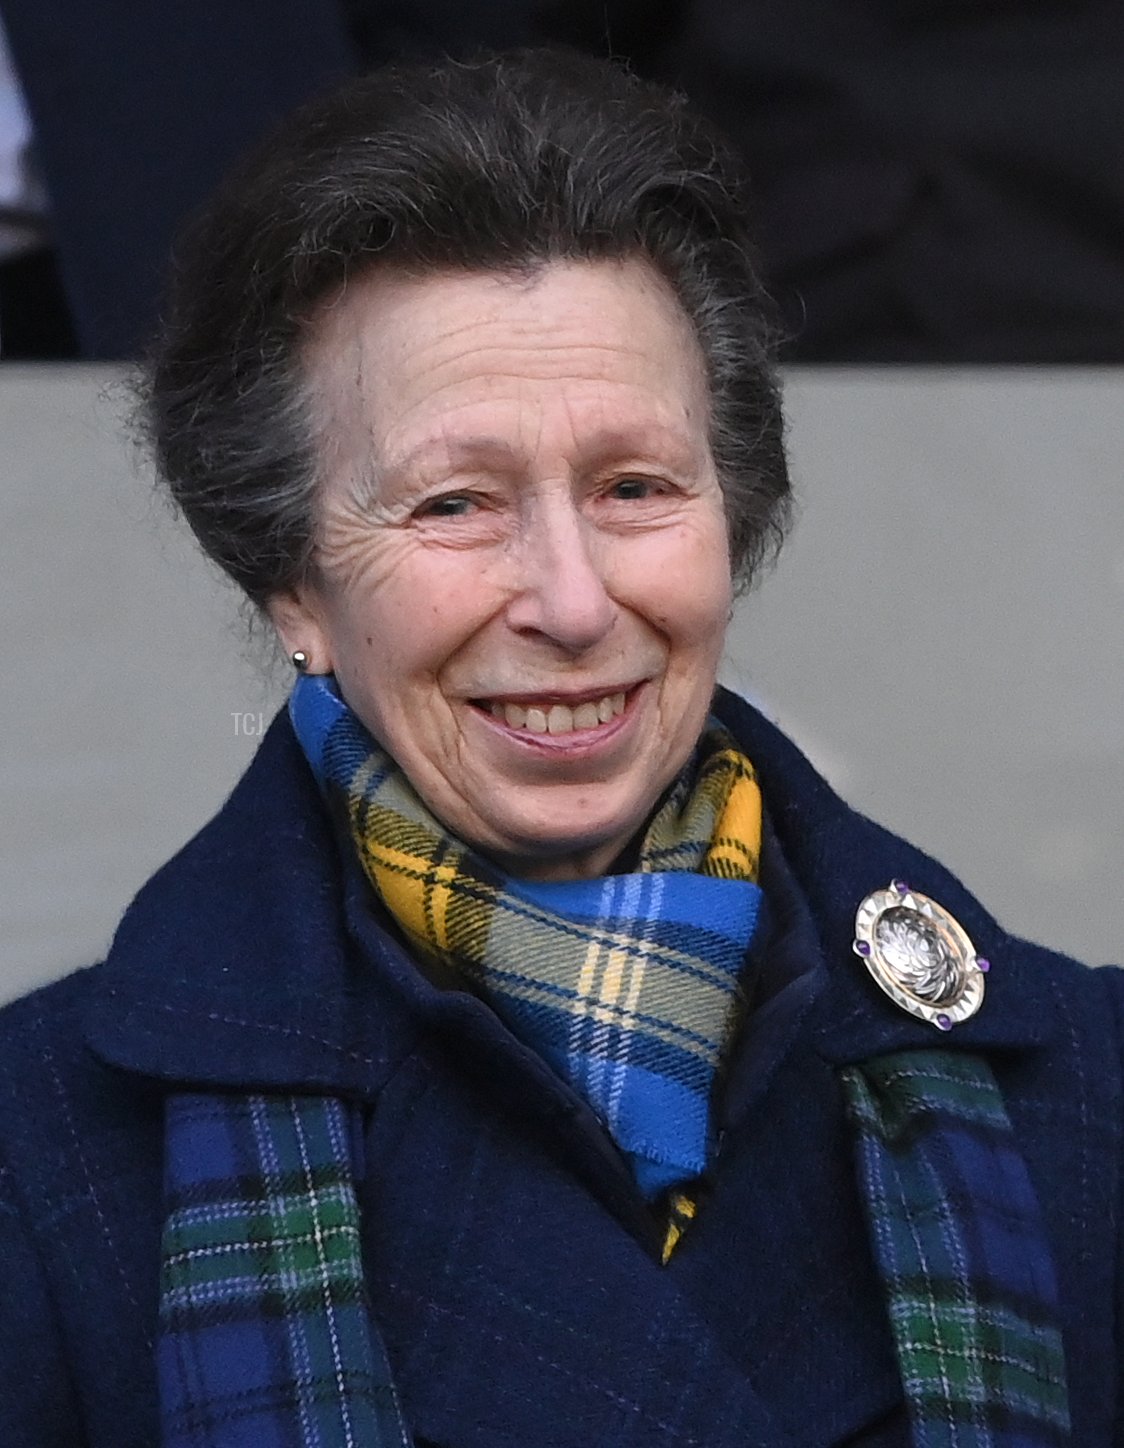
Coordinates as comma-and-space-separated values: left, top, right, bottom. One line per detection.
140, 48, 791, 607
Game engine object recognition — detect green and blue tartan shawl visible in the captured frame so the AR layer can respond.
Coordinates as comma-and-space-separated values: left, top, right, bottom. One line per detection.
843, 1052, 1070, 1447
156, 677, 1071, 1447
159, 1093, 410, 1448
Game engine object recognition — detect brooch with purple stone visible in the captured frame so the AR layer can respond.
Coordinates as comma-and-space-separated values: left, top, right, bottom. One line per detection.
853, 880, 988, 1030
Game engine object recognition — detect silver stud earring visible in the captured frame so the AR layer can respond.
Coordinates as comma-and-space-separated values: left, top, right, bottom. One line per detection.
291, 650, 310, 672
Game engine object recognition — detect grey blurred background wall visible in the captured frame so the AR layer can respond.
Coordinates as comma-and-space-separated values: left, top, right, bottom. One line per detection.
1, 364, 1121, 1006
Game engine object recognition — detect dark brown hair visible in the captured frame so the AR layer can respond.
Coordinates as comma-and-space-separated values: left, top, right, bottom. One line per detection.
142, 48, 790, 606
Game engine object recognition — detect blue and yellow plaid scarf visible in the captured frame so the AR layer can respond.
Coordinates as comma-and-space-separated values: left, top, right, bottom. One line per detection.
156, 678, 1070, 1447
290, 673, 766, 1200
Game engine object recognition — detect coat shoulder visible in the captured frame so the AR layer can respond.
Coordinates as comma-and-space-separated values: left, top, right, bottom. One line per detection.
0, 960, 165, 1201
0, 966, 100, 1115
0, 966, 112, 1139
0, 965, 164, 1447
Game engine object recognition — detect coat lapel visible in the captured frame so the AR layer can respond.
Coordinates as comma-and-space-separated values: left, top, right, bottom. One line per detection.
343, 852, 904, 1448
712, 688, 1058, 1062
353, 1049, 805, 1448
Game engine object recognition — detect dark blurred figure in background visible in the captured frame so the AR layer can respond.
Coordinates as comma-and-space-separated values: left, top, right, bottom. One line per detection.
0, 12, 75, 358
2, 0, 1122, 362
631, 0, 1124, 362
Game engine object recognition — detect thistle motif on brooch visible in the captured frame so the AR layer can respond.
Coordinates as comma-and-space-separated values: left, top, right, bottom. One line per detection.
853, 880, 989, 1030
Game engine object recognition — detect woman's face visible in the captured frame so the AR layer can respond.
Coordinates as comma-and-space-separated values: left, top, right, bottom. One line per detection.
275, 258, 733, 879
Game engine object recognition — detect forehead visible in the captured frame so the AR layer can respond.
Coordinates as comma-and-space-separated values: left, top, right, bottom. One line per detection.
301, 258, 712, 478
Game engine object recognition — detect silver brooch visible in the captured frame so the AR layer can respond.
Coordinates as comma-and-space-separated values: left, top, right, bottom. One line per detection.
853, 880, 989, 1030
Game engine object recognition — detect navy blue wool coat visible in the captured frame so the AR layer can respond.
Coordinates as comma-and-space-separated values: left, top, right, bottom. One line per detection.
1, 689, 1122, 1446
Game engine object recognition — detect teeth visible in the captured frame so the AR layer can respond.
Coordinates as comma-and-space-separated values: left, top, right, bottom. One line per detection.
489, 691, 628, 735
547, 705, 573, 734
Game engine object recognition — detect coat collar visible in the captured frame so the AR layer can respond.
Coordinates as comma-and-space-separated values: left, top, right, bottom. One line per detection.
85, 713, 417, 1096
712, 689, 1054, 1065
710, 689, 1058, 1061
86, 690, 1058, 1089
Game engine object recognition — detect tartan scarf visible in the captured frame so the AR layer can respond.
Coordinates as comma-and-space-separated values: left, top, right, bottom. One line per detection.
843, 1052, 1070, 1446
156, 678, 1070, 1447
288, 673, 766, 1199
158, 1093, 411, 1448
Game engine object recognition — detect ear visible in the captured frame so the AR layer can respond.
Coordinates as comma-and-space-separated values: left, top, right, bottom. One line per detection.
266, 585, 335, 674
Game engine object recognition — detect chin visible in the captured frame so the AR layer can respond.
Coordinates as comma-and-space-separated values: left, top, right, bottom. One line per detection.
478, 804, 647, 882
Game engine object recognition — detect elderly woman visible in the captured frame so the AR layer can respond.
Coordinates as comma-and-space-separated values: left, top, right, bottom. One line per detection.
0, 48, 1120, 1448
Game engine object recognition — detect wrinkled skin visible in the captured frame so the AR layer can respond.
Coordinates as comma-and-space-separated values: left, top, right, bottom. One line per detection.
271, 259, 733, 880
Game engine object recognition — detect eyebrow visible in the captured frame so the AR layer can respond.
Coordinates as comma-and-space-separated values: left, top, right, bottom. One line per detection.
395, 434, 521, 475
385, 423, 703, 482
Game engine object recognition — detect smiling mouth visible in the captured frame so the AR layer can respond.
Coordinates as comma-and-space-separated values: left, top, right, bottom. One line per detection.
474, 689, 631, 736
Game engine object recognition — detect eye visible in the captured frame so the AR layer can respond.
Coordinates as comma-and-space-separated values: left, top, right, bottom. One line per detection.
607, 476, 665, 500
417, 493, 476, 518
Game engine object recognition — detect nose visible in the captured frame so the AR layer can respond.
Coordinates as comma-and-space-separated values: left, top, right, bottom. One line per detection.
504, 492, 617, 653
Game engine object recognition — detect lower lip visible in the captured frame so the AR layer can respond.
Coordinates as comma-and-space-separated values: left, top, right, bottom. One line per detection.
471, 687, 643, 759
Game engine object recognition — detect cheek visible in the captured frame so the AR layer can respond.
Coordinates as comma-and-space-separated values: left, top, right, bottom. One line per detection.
319, 527, 441, 657
328, 553, 503, 712
634, 521, 733, 653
